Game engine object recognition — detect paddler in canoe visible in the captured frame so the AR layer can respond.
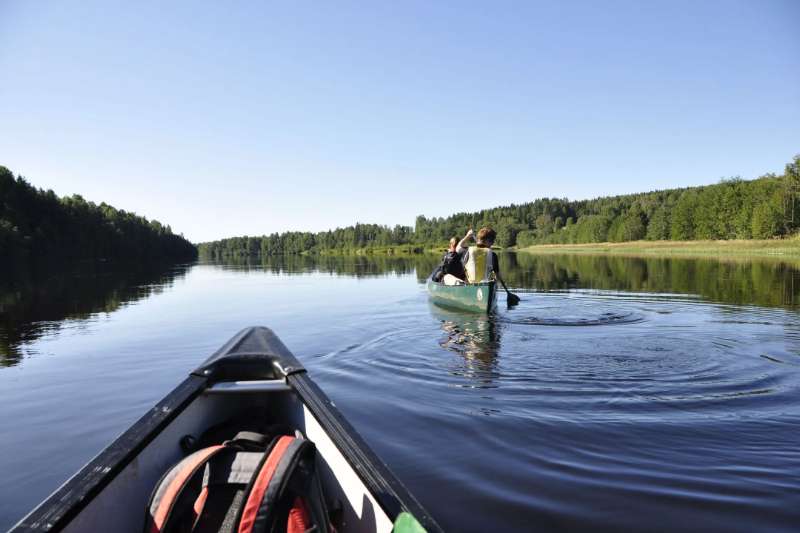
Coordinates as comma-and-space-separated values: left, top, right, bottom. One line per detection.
432, 226, 520, 305
436, 227, 500, 286
459, 227, 501, 285
432, 236, 468, 285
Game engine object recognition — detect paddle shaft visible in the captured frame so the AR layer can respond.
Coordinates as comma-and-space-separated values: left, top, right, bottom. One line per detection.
497, 275, 520, 304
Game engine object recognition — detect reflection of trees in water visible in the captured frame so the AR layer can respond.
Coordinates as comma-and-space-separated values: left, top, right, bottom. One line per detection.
210, 252, 800, 308
210, 253, 442, 280
0, 262, 190, 366
503, 253, 800, 308
429, 304, 501, 389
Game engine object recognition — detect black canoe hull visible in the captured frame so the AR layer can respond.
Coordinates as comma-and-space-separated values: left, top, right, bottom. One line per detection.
11, 327, 440, 533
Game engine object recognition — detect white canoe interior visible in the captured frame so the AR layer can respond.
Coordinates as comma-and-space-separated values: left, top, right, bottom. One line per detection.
57, 379, 394, 533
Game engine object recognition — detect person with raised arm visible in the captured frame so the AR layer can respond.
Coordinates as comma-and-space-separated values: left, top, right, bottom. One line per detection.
458, 227, 501, 284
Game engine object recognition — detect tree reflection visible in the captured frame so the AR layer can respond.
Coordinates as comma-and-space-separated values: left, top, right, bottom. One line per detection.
497, 253, 800, 308
0, 262, 190, 366
212, 252, 800, 308
204, 253, 433, 279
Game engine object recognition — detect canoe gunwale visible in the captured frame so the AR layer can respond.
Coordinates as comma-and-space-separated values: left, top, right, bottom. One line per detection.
11, 375, 206, 532
11, 327, 442, 533
289, 372, 440, 532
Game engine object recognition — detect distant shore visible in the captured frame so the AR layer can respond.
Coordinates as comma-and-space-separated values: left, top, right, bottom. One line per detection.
200, 238, 800, 260
516, 239, 800, 258
313, 244, 430, 256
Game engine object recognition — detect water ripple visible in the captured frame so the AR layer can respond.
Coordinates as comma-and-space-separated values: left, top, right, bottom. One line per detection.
307, 289, 800, 531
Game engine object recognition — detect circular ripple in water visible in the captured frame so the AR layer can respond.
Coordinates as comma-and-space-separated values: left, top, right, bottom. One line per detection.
501, 290, 648, 326
309, 290, 800, 532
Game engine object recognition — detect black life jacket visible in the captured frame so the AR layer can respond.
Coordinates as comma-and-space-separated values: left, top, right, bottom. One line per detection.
145, 431, 331, 533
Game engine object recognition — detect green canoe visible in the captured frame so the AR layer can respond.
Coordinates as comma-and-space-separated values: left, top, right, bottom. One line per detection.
427, 278, 497, 313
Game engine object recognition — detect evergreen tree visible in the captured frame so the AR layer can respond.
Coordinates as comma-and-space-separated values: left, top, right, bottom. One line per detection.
1, 166, 196, 264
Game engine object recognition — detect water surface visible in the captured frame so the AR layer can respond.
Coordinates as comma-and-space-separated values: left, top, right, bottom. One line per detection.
1, 253, 799, 531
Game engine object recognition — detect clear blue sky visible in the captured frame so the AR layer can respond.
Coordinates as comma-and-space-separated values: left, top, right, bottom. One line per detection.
1, 1, 798, 242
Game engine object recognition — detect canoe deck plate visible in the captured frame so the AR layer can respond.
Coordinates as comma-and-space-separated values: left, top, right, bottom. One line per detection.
204, 379, 291, 394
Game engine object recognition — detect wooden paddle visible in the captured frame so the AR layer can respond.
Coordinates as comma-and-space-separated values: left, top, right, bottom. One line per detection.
497, 276, 520, 306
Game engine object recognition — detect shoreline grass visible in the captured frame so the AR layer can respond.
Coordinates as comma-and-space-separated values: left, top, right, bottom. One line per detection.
516, 238, 800, 258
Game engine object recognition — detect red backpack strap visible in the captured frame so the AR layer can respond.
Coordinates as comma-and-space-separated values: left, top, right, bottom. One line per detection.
287, 496, 311, 533
237, 436, 296, 533
237, 435, 329, 533
145, 445, 226, 533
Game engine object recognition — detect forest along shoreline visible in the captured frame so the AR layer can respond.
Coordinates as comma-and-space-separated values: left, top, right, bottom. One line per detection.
200, 238, 800, 259
0, 166, 197, 274
3, 155, 800, 267
197, 155, 800, 259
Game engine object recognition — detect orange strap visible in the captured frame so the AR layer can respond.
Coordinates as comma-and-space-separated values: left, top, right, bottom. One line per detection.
237, 436, 294, 533
148, 445, 224, 533
287, 497, 312, 533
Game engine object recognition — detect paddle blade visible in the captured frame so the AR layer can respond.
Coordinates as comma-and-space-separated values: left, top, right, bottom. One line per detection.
507, 292, 520, 306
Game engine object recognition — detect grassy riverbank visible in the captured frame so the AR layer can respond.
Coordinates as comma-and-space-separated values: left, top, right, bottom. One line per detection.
517, 238, 800, 258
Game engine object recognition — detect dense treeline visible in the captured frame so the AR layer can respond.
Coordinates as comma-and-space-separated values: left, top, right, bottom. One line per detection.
200, 156, 800, 257
0, 166, 197, 265
417, 155, 800, 248
199, 223, 417, 257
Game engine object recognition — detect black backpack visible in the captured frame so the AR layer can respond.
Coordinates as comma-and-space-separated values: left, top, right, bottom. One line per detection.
441, 251, 465, 280
145, 430, 331, 533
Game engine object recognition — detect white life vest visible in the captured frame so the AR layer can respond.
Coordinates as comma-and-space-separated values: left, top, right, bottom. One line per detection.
465, 245, 495, 283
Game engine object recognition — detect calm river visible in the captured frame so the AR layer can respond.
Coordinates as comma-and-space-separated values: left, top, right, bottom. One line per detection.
1, 253, 799, 531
